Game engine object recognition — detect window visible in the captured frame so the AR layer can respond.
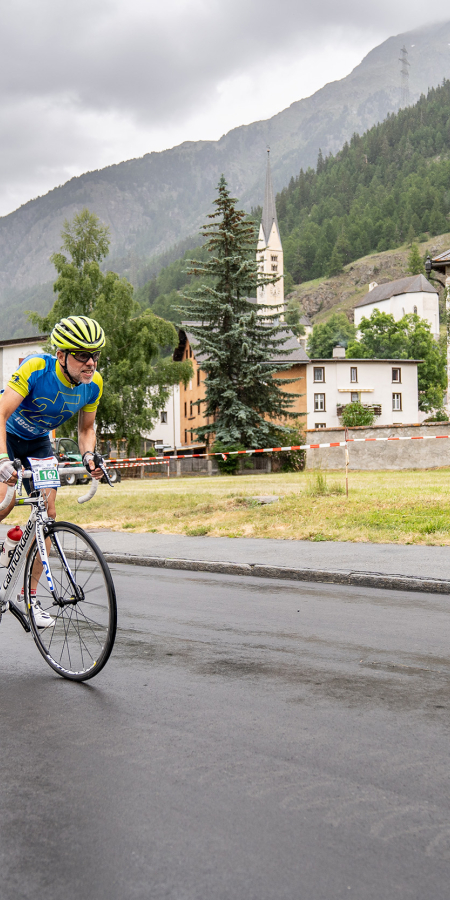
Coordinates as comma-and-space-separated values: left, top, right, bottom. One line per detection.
313, 367, 324, 382
413, 305, 418, 314
315, 423, 326, 429
314, 393, 326, 412
197, 369, 201, 386
189, 400, 193, 417
392, 367, 401, 383
271, 264, 278, 272
271, 255, 278, 262
350, 367, 357, 383
184, 429, 188, 443
189, 347, 192, 358
350, 392, 359, 403
392, 393, 402, 411
160, 411, 167, 424
184, 402, 187, 417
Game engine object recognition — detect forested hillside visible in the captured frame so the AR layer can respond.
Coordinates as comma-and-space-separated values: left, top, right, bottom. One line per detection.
279, 80, 450, 283
136, 80, 450, 325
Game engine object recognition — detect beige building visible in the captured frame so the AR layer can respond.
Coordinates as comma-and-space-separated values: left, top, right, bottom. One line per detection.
173, 325, 308, 451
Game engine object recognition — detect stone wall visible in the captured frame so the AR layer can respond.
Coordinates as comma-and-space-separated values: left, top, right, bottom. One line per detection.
305, 422, 450, 470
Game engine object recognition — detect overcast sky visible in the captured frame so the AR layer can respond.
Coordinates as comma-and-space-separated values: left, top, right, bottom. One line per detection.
1, 0, 449, 218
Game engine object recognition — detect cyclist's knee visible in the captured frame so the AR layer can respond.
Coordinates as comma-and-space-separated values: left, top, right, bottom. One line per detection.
46, 489, 57, 519
0, 483, 15, 521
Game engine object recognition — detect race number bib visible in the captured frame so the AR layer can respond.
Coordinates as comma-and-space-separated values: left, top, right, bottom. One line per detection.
28, 456, 61, 490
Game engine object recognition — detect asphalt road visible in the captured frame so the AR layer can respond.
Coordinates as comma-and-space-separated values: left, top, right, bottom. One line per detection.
1, 565, 450, 900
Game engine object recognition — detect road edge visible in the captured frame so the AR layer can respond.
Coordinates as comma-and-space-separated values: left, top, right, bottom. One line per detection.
101, 552, 450, 595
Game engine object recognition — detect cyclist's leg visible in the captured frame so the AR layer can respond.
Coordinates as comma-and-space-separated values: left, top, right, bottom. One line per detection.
8, 434, 58, 594
0, 482, 16, 521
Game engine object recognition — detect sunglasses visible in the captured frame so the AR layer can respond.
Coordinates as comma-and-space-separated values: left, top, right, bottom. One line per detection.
69, 351, 101, 364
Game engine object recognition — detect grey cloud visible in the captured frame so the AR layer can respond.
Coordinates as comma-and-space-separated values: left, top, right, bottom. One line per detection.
1, 0, 450, 216
2, 0, 447, 125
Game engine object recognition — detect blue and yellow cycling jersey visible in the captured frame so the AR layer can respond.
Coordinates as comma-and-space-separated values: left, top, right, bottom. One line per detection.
6, 353, 103, 439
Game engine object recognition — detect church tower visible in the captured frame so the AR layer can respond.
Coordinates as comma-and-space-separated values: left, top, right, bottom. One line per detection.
256, 150, 284, 310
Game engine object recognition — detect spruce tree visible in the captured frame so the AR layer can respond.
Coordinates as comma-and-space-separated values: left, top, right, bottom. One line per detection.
407, 243, 424, 275
180, 176, 301, 447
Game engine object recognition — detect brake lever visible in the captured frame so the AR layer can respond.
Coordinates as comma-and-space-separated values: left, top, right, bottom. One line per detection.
93, 452, 114, 487
13, 458, 23, 497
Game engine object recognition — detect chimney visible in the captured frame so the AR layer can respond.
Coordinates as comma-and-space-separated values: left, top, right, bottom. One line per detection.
332, 345, 346, 359
368, 281, 378, 292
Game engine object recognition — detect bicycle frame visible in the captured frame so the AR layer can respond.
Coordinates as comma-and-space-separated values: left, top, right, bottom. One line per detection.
0, 460, 108, 627
0, 492, 53, 626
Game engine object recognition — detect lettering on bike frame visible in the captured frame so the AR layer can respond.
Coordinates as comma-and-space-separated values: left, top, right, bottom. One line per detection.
2, 517, 35, 592
35, 519, 54, 593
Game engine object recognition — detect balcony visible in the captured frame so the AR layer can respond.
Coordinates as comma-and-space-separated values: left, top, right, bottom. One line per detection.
337, 403, 382, 417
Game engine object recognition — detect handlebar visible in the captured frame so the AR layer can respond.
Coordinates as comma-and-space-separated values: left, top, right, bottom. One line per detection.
0, 463, 104, 509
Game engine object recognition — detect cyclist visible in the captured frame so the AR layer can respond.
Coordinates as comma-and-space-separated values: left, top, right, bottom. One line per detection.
0, 316, 107, 625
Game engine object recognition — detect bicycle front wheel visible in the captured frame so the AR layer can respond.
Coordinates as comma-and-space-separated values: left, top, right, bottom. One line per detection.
24, 522, 117, 681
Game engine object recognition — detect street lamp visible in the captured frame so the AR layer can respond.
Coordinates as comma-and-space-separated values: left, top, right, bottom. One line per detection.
425, 255, 447, 290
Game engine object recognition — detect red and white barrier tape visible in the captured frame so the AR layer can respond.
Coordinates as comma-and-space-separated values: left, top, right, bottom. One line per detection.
100, 431, 450, 466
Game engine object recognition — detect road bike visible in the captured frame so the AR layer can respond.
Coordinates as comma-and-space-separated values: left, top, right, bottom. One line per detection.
0, 459, 117, 682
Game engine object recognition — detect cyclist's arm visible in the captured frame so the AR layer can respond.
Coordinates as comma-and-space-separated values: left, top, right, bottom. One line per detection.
78, 410, 103, 480
0, 387, 25, 454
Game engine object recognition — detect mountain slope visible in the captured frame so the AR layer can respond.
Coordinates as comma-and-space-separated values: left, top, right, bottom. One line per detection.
286, 232, 450, 328
2, 21, 450, 337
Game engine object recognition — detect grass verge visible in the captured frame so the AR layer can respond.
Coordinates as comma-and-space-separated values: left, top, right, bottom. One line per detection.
8, 468, 450, 545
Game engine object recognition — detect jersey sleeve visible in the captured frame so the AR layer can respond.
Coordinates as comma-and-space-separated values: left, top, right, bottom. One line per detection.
7, 356, 46, 399
82, 371, 103, 412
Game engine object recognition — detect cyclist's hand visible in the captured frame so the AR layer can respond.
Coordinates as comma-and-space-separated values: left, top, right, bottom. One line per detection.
0, 458, 17, 485
83, 451, 105, 481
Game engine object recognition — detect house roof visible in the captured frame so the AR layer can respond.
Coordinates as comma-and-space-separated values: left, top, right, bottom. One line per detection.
431, 249, 450, 271
299, 315, 312, 327
0, 334, 47, 348
310, 358, 421, 364
354, 274, 437, 309
173, 324, 310, 365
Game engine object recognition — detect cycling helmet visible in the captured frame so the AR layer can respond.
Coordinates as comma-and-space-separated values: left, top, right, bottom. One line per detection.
51, 316, 105, 352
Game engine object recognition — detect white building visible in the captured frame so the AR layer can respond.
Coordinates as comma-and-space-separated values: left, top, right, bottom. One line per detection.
306, 350, 420, 430
256, 150, 284, 311
0, 335, 47, 390
354, 274, 439, 339
144, 384, 181, 453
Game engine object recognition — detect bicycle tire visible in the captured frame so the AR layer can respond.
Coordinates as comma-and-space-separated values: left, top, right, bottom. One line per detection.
24, 521, 117, 681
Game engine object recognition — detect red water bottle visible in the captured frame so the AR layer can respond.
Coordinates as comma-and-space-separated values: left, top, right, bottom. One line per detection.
0, 525, 23, 567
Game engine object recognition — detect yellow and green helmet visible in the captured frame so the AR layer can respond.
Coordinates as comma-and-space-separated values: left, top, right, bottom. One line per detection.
51, 316, 105, 352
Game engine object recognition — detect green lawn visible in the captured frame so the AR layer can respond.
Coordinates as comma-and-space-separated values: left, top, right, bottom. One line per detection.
9, 469, 450, 544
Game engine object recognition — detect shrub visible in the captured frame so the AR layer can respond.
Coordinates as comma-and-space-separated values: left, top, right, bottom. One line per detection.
340, 402, 376, 428
213, 441, 245, 475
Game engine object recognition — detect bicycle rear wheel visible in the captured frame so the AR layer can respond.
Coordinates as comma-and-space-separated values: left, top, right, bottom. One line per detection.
24, 522, 117, 681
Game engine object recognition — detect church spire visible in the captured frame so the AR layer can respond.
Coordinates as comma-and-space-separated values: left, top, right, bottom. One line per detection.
261, 149, 280, 245
256, 149, 284, 310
